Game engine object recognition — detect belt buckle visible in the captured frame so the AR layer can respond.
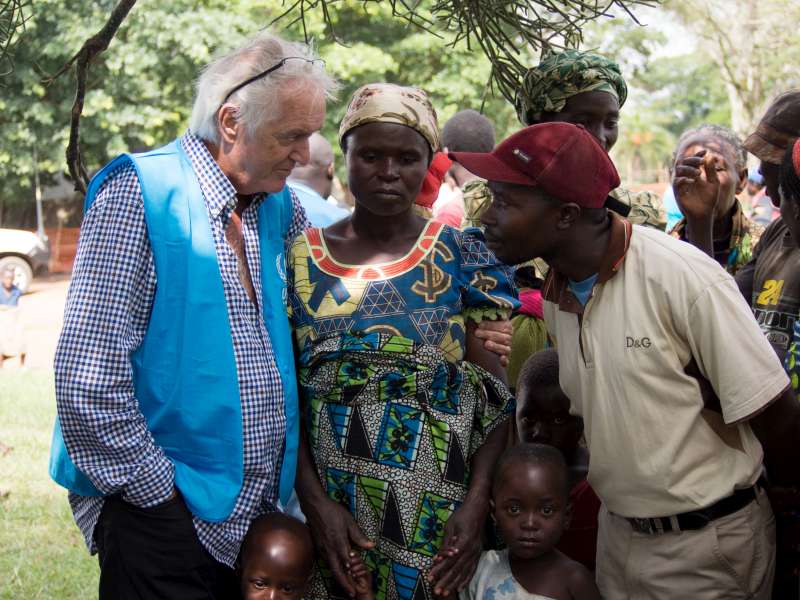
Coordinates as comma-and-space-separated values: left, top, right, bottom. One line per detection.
631, 517, 653, 534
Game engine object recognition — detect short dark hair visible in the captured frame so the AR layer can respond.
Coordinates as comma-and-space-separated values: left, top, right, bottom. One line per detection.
674, 124, 747, 171
442, 109, 496, 153
780, 140, 800, 205
516, 349, 559, 392
492, 442, 569, 498
239, 512, 313, 571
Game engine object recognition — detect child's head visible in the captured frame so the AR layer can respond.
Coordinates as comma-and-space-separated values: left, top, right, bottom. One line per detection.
516, 350, 582, 458
673, 124, 748, 219
491, 443, 570, 560
239, 513, 314, 600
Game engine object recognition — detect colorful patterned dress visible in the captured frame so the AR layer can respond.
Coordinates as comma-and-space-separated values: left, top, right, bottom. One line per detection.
287, 221, 519, 600
669, 200, 764, 275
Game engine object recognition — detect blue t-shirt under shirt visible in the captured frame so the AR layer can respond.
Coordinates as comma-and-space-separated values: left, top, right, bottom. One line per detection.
568, 273, 598, 306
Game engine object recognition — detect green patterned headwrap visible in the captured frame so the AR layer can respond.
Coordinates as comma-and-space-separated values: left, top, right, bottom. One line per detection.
514, 49, 628, 125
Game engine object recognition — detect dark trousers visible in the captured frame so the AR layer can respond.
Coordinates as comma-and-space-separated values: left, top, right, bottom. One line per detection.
95, 494, 242, 600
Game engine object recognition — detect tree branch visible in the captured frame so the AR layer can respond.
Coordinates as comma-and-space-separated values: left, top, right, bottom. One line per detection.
271, 0, 661, 103
44, 0, 137, 194
0, 0, 34, 78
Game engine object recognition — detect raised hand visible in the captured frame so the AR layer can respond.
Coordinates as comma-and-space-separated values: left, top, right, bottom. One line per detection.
672, 149, 720, 257
672, 149, 721, 222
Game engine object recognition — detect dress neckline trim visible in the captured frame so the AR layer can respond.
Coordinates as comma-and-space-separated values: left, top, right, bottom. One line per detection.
303, 220, 445, 280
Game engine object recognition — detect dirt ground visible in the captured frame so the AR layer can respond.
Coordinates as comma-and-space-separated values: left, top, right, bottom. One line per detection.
3, 274, 70, 370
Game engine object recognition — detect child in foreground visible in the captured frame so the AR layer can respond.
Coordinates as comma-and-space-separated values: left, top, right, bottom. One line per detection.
240, 512, 373, 599
459, 444, 600, 600
515, 350, 600, 570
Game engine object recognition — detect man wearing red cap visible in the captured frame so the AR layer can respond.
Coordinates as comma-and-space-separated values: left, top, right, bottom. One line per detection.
450, 122, 800, 599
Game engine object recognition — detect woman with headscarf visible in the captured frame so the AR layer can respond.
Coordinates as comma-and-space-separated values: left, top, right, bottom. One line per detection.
461, 48, 666, 390
463, 49, 665, 230
289, 83, 519, 600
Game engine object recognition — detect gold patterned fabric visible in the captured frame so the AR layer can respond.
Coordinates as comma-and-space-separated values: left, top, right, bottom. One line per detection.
609, 188, 666, 231
460, 179, 494, 230
460, 179, 665, 231
338, 83, 441, 151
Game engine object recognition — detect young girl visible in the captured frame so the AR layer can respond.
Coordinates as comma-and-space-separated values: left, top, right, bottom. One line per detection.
458, 444, 600, 600
515, 350, 600, 571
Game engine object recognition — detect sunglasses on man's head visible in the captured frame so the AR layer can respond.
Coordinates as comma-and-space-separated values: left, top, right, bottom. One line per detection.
220, 57, 325, 107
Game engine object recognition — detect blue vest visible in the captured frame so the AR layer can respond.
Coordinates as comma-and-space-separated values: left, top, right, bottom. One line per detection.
49, 140, 300, 521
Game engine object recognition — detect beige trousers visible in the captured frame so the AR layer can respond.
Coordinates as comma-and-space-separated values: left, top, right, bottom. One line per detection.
597, 487, 775, 599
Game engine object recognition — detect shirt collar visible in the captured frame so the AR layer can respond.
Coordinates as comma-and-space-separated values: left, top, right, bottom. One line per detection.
180, 132, 267, 219
543, 212, 632, 315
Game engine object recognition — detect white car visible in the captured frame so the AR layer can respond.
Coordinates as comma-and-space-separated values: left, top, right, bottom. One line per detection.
0, 228, 50, 293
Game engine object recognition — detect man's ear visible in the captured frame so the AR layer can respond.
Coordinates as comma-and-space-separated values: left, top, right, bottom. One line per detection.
326, 163, 334, 180
556, 203, 581, 230
217, 105, 241, 146
735, 166, 748, 195
564, 501, 573, 530
791, 196, 800, 223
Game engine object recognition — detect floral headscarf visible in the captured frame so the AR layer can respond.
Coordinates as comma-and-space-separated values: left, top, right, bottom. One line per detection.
338, 83, 441, 152
514, 49, 628, 125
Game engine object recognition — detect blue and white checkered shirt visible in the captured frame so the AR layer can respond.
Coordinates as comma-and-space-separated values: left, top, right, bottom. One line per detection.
54, 133, 309, 566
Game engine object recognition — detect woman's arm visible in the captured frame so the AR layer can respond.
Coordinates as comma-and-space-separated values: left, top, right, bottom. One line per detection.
464, 320, 507, 384
295, 427, 374, 596
427, 419, 510, 596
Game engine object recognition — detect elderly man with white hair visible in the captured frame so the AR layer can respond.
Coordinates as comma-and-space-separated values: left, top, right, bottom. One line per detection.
49, 31, 336, 599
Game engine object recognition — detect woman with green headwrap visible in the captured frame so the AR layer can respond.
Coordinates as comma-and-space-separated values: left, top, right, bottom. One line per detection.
462, 49, 666, 389
463, 49, 665, 230
290, 83, 519, 600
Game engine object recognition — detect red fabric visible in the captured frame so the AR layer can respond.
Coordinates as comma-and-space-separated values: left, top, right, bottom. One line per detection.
417, 152, 453, 209
449, 122, 620, 208
557, 479, 601, 571
433, 198, 464, 228
516, 288, 543, 319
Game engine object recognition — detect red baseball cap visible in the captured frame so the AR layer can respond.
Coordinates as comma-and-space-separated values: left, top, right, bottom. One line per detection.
449, 122, 621, 209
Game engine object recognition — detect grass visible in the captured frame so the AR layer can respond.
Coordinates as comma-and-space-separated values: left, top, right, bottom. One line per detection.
0, 369, 99, 599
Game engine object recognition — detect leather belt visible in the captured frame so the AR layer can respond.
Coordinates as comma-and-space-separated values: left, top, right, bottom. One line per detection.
625, 482, 762, 535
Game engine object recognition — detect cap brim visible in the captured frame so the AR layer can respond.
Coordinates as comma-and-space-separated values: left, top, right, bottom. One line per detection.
448, 151, 539, 186
743, 132, 785, 164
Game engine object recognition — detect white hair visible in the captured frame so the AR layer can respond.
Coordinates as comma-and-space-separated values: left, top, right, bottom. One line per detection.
189, 31, 338, 144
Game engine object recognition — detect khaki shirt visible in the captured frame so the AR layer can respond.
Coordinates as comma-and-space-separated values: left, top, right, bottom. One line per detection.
543, 216, 789, 517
